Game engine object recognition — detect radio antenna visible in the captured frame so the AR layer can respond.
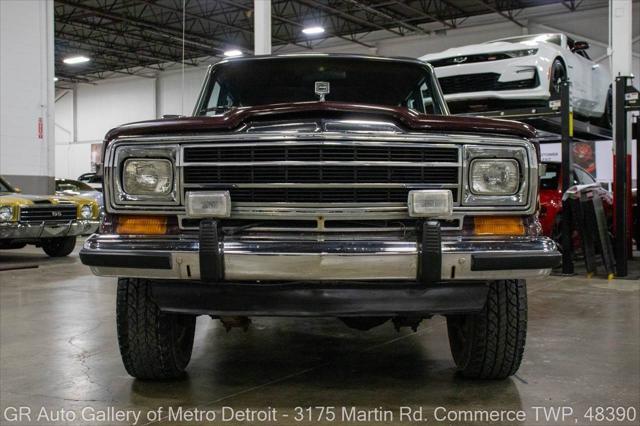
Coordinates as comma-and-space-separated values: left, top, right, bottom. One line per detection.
181, 0, 186, 116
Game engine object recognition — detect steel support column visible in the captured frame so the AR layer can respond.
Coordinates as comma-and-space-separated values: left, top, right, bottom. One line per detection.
609, 0, 633, 275
609, 0, 633, 77
254, 0, 272, 55
635, 114, 639, 252
614, 77, 630, 276
560, 80, 574, 274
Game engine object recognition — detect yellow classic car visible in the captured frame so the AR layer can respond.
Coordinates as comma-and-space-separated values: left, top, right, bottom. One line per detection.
0, 176, 100, 257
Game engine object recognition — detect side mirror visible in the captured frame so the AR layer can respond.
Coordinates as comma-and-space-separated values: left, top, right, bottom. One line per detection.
573, 41, 589, 52
14, 187, 22, 193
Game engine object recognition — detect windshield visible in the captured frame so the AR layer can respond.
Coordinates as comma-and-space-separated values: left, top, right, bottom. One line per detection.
195, 57, 446, 116
0, 178, 14, 193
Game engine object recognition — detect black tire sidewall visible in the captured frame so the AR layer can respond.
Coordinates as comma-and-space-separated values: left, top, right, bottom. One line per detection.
41, 236, 76, 257
549, 59, 566, 97
116, 278, 196, 379
604, 88, 612, 128
446, 279, 528, 379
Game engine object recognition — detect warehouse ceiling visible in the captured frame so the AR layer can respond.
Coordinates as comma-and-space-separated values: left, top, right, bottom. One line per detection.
54, 0, 596, 82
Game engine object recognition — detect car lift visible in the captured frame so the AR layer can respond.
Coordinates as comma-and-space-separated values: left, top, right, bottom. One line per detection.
613, 76, 640, 277
460, 77, 639, 278
634, 115, 640, 253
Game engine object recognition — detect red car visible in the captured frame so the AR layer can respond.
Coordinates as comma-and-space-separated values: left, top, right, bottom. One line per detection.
539, 162, 612, 240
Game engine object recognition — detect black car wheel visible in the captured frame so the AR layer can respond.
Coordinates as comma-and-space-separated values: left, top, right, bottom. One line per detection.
549, 59, 567, 97
41, 236, 77, 257
446, 279, 527, 379
117, 278, 196, 380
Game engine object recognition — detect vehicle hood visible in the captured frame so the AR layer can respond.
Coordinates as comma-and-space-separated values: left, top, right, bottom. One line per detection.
420, 41, 541, 62
0, 193, 93, 207
104, 101, 536, 143
57, 190, 104, 206
57, 190, 100, 198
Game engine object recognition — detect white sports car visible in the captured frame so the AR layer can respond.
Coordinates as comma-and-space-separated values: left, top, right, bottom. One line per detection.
420, 33, 611, 126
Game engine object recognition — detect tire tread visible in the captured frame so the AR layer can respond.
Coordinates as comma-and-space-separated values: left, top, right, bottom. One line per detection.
116, 278, 195, 379
448, 279, 527, 379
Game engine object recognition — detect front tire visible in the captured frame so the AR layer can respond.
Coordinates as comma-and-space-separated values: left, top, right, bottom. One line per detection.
116, 278, 196, 379
41, 236, 76, 257
446, 279, 527, 379
549, 59, 566, 98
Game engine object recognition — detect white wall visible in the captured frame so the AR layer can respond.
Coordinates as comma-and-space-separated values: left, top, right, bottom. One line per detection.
54, 2, 639, 178
54, 90, 81, 179
55, 77, 156, 179
54, 68, 209, 179
1, 0, 55, 193
157, 67, 208, 117
55, 91, 74, 144
77, 77, 156, 142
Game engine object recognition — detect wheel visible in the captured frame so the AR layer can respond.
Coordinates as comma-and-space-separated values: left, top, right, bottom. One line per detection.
41, 236, 76, 257
116, 278, 196, 379
548, 58, 566, 98
0, 241, 27, 250
446, 279, 527, 379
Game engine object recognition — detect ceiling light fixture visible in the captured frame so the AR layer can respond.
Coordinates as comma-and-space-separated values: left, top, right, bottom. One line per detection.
63, 55, 90, 65
223, 49, 243, 57
302, 26, 325, 35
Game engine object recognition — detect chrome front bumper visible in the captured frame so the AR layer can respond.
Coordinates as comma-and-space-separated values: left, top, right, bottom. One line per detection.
0, 220, 100, 240
80, 233, 559, 282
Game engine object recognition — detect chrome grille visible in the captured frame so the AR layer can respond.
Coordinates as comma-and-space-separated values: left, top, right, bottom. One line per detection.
182, 142, 461, 204
184, 145, 459, 163
183, 165, 459, 184
19, 205, 77, 223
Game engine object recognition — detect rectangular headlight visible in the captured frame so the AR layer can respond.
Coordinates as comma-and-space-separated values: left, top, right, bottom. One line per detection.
408, 190, 453, 217
123, 159, 173, 196
470, 159, 520, 195
186, 191, 231, 218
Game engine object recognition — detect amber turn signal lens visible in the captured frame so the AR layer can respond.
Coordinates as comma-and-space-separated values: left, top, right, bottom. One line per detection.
474, 216, 525, 236
116, 216, 167, 235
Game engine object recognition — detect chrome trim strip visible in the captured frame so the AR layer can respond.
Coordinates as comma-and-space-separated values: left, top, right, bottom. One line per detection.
183, 183, 460, 189
111, 131, 523, 144
0, 220, 99, 239
228, 204, 408, 219
83, 234, 557, 281
177, 214, 463, 232
180, 139, 463, 149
